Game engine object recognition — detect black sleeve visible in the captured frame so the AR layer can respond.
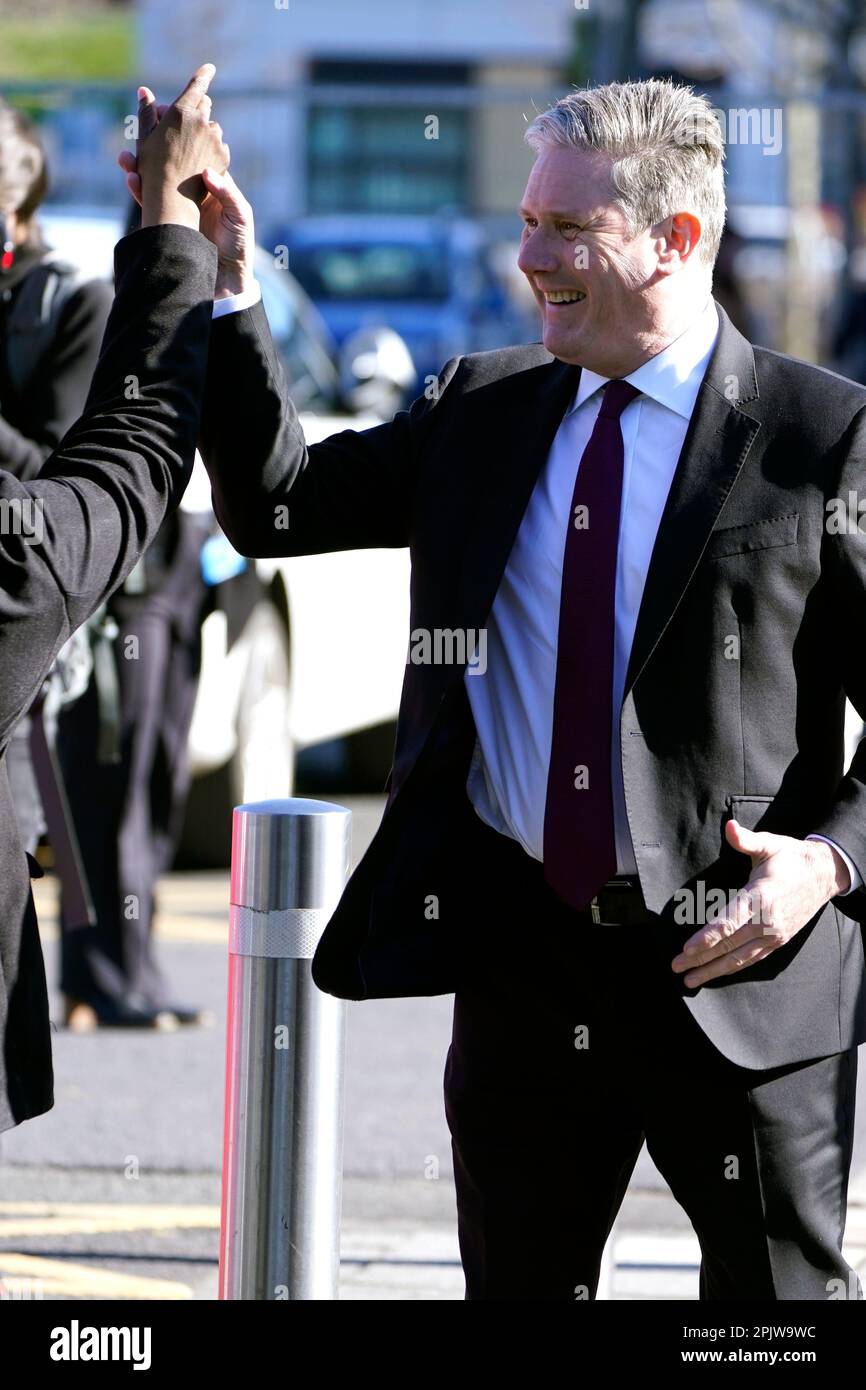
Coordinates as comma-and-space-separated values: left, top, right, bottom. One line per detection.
0, 223, 217, 742
809, 404, 866, 921
0, 278, 114, 481
199, 298, 461, 557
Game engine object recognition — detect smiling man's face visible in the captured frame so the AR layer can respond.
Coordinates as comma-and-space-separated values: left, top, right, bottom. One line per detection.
517, 145, 669, 377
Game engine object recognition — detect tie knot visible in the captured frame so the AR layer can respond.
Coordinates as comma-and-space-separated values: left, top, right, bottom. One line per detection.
597, 379, 640, 421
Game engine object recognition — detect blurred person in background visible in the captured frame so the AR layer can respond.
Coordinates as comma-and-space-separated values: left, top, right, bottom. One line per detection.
709, 226, 754, 340
0, 99, 212, 1033
833, 244, 866, 385
0, 98, 112, 860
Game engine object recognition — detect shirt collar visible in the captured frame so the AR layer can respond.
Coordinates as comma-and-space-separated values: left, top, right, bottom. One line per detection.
565, 295, 720, 422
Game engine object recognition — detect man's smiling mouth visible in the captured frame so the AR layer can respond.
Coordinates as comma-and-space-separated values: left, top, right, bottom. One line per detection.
543, 290, 586, 304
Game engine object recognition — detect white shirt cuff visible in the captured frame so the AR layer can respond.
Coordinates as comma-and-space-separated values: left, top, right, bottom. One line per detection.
212, 281, 262, 319
806, 834, 863, 894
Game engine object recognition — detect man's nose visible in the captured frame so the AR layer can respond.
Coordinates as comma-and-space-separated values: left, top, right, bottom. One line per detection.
518, 229, 559, 278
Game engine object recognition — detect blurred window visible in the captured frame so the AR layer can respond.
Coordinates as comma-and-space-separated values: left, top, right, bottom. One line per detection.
307, 59, 470, 213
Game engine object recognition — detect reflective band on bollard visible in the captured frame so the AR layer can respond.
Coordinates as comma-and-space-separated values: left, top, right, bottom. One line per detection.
219, 798, 351, 1300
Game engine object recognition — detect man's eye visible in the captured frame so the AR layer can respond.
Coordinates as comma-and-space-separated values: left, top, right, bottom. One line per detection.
559, 222, 582, 238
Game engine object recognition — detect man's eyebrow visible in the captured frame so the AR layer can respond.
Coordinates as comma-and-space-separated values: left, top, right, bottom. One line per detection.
517, 206, 588, 221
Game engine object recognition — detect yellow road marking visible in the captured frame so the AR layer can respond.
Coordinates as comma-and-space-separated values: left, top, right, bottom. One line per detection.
31, 878, 229, 945
0, 1201, 220, 1238
0, 1253, 192, 1300
154, 915, 227, 943
0, 1203, 220, 1299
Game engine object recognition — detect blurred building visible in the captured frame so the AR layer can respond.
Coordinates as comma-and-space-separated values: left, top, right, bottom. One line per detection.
139, 0, 574, 237
5, 0, 864, 360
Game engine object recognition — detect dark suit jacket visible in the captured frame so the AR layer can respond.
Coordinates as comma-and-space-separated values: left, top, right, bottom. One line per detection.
0, 262, 114, 480
0, 223, 217, 1132
201, 296, 866, 1070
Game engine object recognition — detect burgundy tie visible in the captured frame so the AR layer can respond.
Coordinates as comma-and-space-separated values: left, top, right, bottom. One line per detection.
543, 378, 641, 911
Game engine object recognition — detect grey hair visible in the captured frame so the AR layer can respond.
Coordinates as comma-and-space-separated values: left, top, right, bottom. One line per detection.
524, 78, 726, 269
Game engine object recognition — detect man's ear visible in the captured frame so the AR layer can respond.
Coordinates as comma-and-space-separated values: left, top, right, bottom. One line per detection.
655, 211, 702, 271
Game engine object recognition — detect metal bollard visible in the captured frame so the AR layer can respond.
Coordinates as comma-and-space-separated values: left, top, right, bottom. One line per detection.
219, 798, 351, 1300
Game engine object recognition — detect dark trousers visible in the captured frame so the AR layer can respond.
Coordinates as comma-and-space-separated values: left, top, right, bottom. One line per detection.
443, 802, 861, 1301
55, 574, 206, 1008
5, 713, 46, 855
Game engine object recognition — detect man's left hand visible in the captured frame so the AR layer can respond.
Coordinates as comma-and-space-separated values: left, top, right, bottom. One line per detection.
670, 819, 851, 988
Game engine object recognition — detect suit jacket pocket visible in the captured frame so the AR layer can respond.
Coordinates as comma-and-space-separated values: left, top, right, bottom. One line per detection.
723, 792, 808, 840
726, 793, 773, 831
705, 512, 799, 560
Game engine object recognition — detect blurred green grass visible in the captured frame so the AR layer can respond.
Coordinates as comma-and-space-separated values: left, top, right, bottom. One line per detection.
0, 16, 133, 81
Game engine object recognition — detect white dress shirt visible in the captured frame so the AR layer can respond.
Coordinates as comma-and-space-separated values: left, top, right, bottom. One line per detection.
462, 295, 861, 895
212, 282, 262, 319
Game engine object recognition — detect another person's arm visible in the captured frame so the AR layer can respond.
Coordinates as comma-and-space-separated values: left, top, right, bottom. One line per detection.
0, 65, 226, 741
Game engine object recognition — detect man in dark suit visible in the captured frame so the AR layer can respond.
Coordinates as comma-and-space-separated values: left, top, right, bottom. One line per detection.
193, 78, 866, 1300
0, 63, 229, 1133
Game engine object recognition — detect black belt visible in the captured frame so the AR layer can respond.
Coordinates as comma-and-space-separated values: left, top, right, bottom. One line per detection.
587, 876, 647, 926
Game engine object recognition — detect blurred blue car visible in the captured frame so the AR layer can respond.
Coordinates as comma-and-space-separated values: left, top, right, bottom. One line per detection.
275, 214, 535, 395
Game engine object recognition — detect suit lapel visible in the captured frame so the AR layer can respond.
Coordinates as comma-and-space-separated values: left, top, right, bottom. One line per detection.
622, 301, 762, 697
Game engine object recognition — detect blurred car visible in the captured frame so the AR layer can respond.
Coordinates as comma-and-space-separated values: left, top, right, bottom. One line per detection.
275, 213, 536, 395
38, 205, 413, 863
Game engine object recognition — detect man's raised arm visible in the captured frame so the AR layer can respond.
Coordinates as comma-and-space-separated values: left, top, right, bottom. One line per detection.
185, 171, 461, 558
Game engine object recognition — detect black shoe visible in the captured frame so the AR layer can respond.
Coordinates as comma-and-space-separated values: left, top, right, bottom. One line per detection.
148, 1000, 215, 1028
63, 994, 178, 1032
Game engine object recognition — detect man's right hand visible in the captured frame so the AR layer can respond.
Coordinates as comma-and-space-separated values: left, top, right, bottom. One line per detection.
198, 166, 256, 299
133, 64, 230, 232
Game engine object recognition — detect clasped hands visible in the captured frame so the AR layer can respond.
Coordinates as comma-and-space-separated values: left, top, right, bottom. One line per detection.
117, 62, 256, 299
671, 818, 852, 988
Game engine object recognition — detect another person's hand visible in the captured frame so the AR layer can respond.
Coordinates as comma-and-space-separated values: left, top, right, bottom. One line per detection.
120, 64, 229, 232
118, 73, 253, 295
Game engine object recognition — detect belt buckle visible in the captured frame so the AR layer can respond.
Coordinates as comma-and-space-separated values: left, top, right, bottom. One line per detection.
590, 878, 634, 926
